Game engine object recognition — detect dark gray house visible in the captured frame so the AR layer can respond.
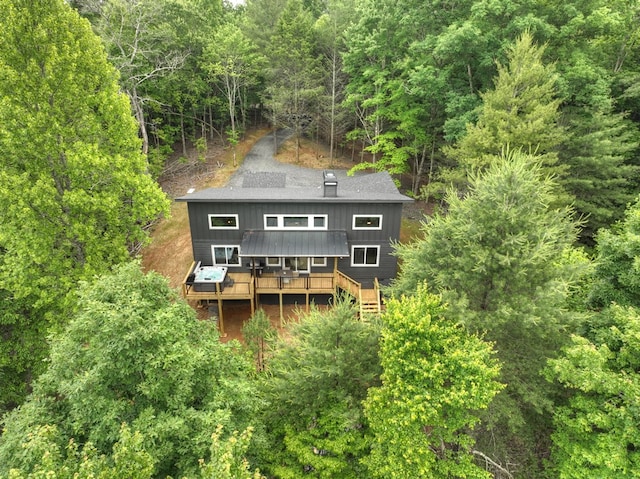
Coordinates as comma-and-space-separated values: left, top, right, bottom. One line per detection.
176, 169, 412, 330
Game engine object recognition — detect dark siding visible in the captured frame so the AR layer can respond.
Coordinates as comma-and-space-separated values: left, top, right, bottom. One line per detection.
186, 200, 404, 285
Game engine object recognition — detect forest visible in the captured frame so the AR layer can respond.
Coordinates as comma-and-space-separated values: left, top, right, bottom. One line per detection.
1, 0, 640, 477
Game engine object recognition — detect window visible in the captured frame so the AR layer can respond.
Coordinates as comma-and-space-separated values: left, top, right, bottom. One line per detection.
312, 257, 327, 267
212, 245, 240, 266
266, 257, 281, 267
285, 257, 309, 273
264, 214, 327, 230
353, 215, 382, 230
209, 214, 238, 230
351, 246, 380, 267
283, 216, 308, 228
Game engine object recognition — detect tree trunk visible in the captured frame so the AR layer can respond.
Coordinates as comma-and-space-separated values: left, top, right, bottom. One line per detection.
128, 87, 149, 156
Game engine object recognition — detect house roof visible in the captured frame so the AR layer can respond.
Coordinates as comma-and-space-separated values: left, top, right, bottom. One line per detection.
240, 230, 350, 257
176, 170, 413, 204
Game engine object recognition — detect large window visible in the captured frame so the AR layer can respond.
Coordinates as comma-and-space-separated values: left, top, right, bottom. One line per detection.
208, 214, 238, 230
284, 257, 310, 273
264, 214, 327, 230
352, 215, 382, 230
212, 245, 240, 266
351, 246, 380, 267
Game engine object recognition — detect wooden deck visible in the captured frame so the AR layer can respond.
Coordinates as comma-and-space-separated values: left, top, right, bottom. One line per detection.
181, 262, 382, 333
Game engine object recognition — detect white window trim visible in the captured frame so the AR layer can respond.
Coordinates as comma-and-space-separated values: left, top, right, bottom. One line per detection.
208, 214, 239, 230
266, 257, 281, 267
263, 214, 328, 230
211, 245, 241, 267
351, 245, 380, 267
284, 257, 311, 273
352, 214, 383, 230
312, 257, 327, 267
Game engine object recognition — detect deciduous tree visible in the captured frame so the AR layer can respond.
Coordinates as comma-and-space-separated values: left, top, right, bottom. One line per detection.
0, 0, 169, 412
0, 262, 256, 479
547, 305, 640, 478
363, 284, 502, 478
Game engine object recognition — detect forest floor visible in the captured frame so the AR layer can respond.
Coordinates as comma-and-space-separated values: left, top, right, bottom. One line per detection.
141, 128, 429, 341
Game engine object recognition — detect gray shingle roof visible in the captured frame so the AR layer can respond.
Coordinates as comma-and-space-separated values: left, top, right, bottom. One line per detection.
176, 170, 412, 203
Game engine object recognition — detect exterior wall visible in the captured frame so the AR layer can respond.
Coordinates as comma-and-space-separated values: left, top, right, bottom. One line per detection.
186, 200, 404, 287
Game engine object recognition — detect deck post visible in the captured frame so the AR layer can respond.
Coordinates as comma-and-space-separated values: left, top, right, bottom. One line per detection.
279, 292, 284, 327
216, 282, 226, 337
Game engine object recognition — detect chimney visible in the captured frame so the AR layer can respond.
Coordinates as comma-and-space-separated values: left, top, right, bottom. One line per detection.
323, 170, 338, 197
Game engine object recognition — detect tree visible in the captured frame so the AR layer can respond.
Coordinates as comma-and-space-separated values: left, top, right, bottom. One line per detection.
547, 305, 640, 478
313, 0, 356, 163
4, 424, 155, 479
391, 150, 587, 474
588, 197, 640, 309
0, 0, 169, 412
558, 87, 640, 245
264, 0, 323, 160
75, 0, 190, 156
199, 426, 264, 479
363, 284, 503, 478
257, 299, 381, 478
202, 21, 266, 162
0, 262, 256, 479
445, 31, 565, 177
241, 309, 277, 372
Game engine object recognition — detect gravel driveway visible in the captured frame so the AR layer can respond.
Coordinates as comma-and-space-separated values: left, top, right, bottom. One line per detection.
227, 129, 350, 188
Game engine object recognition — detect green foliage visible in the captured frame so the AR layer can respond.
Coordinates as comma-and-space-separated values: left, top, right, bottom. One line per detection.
202, 21, 266, 136
4, 424, 155, 479
446, 31, 565, 177
363, 284, 502, 478
199, 425, 263, 479
258, 299, 380, 478
560, 106, 640, 244
242, 309, 277, 372
0, 0, 169, 412
547, 305, 640, 478
589, 197, 640, 309
391, 150, 587, 474
0, 262, 256, 478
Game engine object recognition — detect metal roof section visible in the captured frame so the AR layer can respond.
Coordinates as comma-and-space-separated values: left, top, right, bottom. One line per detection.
239, 230, 350, 257
176, 170, 413, 203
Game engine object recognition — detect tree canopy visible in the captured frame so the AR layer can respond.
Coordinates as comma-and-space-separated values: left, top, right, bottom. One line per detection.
0, 0, 169, 411
0, 262, 256, 479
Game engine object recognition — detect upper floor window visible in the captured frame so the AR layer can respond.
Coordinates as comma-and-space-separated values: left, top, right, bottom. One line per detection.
352, 215, 382, 230
209, 214, 239, 230
264, 214, 327, 230
351, 245, 380, 267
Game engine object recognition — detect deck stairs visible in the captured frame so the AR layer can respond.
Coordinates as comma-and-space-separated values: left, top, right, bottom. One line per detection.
336, 271, 382, 319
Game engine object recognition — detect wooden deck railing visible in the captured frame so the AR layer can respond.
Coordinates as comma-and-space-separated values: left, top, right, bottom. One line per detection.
255, 272, 335, 294
181, 264, 381, 319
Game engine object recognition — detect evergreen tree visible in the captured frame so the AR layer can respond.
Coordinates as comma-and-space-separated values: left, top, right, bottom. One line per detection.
257, 299, 380, 478
391, 150, 587, 475
445, 31, 565, 177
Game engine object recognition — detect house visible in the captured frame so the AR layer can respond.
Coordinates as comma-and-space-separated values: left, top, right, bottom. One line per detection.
176, 168, 412, 333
